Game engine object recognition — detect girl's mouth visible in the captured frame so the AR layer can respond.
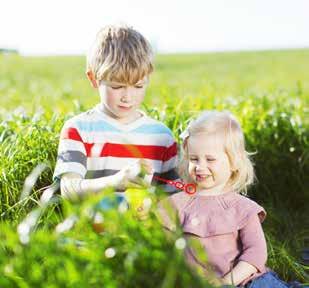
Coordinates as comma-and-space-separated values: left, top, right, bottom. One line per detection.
196, 175, 212, 181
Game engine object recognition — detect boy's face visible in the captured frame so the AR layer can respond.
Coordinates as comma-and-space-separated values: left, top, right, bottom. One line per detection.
98, 77, 148, 124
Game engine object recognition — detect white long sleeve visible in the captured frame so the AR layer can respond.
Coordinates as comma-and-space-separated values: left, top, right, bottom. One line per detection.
60, 172, 124, 200
60, 160, 153, 200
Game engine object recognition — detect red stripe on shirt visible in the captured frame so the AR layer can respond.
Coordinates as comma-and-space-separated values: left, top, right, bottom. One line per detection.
163, 142, 178, 162
100, 143, 168, 160
61, 127, 177, 160
61, 127, 83, 142
61, 127, 93, 155
84, 143, 95, 156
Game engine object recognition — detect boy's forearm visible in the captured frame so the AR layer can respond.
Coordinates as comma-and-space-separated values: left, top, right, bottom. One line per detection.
81, 172, 124, 193
221, 260, 257, 286
61, 172, 124, 199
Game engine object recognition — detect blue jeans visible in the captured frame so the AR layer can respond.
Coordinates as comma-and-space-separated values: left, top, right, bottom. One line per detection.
95, 193, 129, 211
244, 271, 306, 288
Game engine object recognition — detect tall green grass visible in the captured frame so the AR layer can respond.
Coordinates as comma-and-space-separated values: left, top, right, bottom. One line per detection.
0, 50, 308, 286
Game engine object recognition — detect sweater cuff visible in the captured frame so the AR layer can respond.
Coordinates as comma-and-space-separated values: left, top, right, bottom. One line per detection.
238, 254, 267, 273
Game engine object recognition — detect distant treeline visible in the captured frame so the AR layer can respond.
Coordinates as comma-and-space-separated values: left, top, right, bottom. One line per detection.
0, 48, 18, 54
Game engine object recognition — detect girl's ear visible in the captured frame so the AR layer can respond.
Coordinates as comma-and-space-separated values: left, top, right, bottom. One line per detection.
86, 70, 98, 89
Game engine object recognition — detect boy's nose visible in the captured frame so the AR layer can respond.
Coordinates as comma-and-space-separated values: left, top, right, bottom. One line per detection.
122, 87, 134, 102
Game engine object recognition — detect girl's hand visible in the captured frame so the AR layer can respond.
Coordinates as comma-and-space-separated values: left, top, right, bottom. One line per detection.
135, 205, 150, 221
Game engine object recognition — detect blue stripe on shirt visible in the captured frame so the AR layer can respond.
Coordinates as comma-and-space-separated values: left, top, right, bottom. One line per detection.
76, 120, 173, 136
76, 120, 121, 132
131, 124, 173, 136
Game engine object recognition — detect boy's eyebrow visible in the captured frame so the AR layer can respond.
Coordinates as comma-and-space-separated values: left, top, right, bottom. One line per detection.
102, 80, 125, 86
135, 81, 145, 85
102, 79, 148, 86
135, 78, 149, 85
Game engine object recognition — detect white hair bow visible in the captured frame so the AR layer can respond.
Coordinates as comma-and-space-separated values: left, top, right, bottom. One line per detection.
179, 129, 189, 141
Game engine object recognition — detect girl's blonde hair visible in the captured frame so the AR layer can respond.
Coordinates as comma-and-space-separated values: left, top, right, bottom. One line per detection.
87, 24, 153, 85
179, 111, 255, 194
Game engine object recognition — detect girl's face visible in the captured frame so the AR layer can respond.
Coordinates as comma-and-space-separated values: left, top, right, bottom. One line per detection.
187, 132, 232, 194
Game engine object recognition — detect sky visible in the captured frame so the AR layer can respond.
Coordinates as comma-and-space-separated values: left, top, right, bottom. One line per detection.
1, 0, 309, 55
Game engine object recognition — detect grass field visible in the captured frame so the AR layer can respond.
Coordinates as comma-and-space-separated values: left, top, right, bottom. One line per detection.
0, 49, 308, 287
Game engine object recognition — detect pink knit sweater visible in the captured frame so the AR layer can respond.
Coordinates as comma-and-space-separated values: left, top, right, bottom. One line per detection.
157, 191, 268, 285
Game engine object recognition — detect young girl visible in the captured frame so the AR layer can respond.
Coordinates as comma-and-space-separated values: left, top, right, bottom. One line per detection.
157, 111, 302, 287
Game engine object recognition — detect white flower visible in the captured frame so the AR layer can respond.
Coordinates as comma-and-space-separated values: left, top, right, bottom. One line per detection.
179, 129, 189, 141
175, 238, 186, 250
105, 247, 116, 258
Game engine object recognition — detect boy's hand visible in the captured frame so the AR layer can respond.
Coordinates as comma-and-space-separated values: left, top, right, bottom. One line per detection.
116, 160, 153, 190
127, 159, 153, 178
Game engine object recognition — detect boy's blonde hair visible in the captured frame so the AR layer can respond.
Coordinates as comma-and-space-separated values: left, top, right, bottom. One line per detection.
87, 24, 153, 85
179, 111, 255, 194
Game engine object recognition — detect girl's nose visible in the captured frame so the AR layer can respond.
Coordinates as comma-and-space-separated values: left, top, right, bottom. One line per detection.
195, 163, 210, 173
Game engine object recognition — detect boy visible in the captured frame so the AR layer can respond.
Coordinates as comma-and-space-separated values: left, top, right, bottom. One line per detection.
53, 24, 179, 200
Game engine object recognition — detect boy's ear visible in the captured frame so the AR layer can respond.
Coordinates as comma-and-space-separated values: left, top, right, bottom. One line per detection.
86, 70, 98, 89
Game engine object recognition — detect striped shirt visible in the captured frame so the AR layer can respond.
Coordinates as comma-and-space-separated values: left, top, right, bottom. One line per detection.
53, 104, 179, 192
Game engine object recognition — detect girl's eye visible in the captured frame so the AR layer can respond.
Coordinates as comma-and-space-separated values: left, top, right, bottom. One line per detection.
134, 85, 144, 89
111, 86, 123, 90
207, 158, 216, 162
190, 158, 198, 162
